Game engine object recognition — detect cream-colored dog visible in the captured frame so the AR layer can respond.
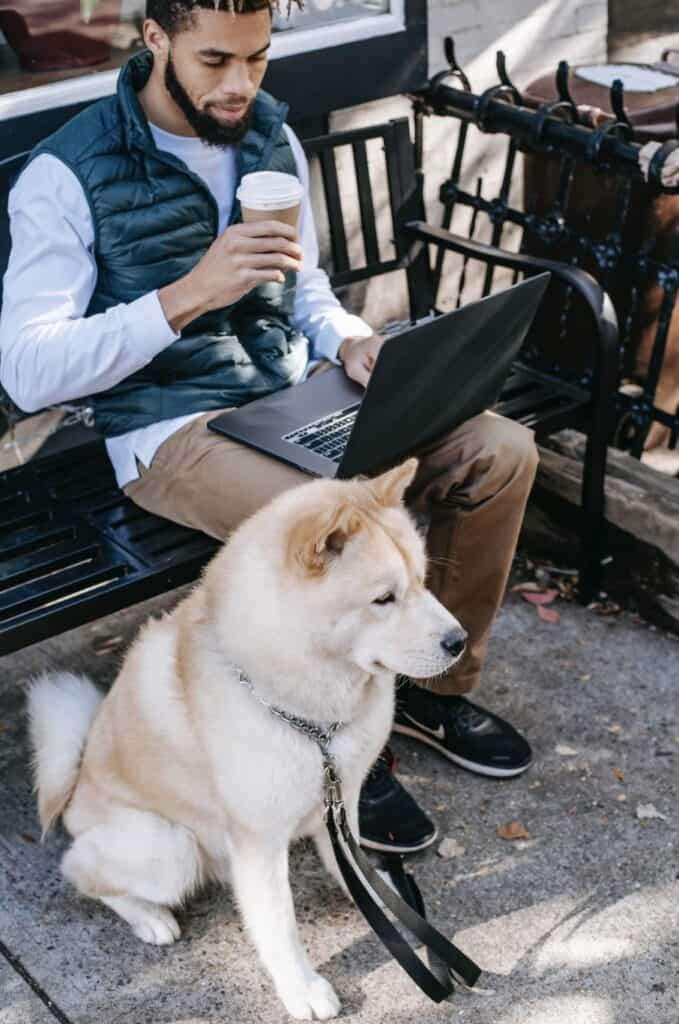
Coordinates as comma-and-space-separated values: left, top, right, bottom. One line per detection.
27, 458, 466, 1020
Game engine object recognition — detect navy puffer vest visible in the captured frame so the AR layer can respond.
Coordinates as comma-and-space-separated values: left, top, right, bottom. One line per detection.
29, 50, 308, 437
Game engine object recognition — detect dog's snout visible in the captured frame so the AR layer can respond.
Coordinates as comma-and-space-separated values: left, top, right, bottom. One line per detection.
440, 628, 467, 658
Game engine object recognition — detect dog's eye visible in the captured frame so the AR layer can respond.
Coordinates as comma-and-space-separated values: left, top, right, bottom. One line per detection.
373, 592, 395, 605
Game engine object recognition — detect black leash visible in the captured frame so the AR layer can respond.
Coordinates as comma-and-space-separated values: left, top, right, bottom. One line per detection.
322, 751, 481, 1001
236, 668, 482, 1001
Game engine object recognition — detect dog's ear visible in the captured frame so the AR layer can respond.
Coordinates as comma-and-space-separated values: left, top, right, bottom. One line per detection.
366, 457, 419, 507
287, 501, 363, 576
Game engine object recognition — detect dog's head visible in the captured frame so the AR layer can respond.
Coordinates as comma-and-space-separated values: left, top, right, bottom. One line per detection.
275, 457, 466, 680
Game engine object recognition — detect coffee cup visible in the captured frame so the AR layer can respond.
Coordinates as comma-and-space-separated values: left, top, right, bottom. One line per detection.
236, 171, 304, 228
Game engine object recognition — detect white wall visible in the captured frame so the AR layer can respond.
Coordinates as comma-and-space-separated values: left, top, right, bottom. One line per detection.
428, 0, 607, 80
330, 0, 609, 326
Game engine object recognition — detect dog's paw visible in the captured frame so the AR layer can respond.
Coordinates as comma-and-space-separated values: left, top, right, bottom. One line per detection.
279, 974, 341, 1020
132, 907, 181, 946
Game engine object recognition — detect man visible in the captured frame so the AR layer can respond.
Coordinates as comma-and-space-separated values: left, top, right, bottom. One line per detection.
0, 0, 538, 855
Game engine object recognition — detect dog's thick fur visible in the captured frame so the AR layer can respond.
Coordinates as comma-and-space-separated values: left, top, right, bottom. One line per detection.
27, 458, 465, 1020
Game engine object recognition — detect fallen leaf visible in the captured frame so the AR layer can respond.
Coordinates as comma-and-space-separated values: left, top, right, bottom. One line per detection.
580, 674, 591, 682
636, 803, 668, 822
588, 600, 622, 616
616, 794, 627, 802
608, 724, 621, 734
521, 589, 558, 606
612, 768, 625, 783
20, 833, 36, 844
497, 821, 530, 841
0, 723, 8, 732
437, 837, 466, 859
556, 744, 578, 756
537, 605, 560, 623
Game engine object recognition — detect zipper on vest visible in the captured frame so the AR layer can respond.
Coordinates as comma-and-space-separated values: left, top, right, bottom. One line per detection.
138, 145, 220, 240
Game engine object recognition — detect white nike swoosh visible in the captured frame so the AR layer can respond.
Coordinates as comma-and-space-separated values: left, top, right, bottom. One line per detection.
402, 713, 445, 740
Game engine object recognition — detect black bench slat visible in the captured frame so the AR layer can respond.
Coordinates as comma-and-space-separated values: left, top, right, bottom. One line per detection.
37, 458, 114, 491
0, 551, 130, 621
494, 384, 568, 419
0, 547, 214, 656
0, 440, 219, 654
125, 520, 185, 544
89, 495, 131, 516
522, 399, 591, 435
0, 487, 30, 510
51, 481, 120, 503
353, 141, 380, 267
493, 367, 590, 433
0, 537, 103, 590
0, 508, 50, 535
150, 532, 217, 560
0, 524, 76, 562
107, 505, 149, 529
319, 149, 350, 275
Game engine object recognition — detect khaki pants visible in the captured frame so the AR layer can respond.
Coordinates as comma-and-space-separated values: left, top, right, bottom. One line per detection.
124, 401, 538, 695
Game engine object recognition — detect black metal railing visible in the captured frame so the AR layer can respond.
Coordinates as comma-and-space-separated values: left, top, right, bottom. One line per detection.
412, 40, 679, 457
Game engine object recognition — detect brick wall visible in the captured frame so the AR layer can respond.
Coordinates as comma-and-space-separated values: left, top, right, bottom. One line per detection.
330, 0, 609, 326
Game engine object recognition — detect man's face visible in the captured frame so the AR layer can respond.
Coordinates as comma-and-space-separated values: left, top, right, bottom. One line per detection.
151, 7, 272, 146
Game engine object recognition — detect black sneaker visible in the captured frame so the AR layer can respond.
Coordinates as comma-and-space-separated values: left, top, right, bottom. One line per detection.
393, 681, 532, 778
358, 746, 438, 854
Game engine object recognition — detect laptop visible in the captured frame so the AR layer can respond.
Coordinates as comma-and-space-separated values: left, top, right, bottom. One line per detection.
208, 273, 550, 479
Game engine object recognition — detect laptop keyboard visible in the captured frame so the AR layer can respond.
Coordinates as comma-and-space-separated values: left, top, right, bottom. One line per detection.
283, 404, 360, 462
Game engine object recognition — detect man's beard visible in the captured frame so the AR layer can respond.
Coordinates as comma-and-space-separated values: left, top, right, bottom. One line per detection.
164, 52, 254, 147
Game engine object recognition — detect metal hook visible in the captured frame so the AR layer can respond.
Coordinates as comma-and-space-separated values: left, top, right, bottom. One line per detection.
610, 79, 632, 129
496, 51, 522, 105
441, 35, 472, 92
532, 99, 578, 142
584, 118, 633, 165
475, 82, 520, 131
417, 35, 471, 125
556, 60, 580, 124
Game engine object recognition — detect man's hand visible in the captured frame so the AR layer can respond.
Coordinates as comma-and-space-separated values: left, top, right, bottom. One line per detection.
159, 220, 303, 333
338, 333, 386, 388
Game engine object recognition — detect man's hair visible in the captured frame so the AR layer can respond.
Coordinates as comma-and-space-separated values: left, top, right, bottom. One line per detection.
146, 1, 303, 36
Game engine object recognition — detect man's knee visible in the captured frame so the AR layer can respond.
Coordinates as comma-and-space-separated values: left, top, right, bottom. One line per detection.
455, 414, 538, 502
482, 415, 539, 479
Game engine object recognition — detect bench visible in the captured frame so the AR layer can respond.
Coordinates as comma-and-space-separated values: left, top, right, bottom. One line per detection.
0, 113, 618, 657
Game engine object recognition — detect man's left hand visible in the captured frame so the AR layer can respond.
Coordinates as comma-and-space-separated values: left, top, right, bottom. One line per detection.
338, 333, 386, 388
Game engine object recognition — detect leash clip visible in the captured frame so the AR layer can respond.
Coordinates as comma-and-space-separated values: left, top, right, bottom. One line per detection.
322, 752, 345, 820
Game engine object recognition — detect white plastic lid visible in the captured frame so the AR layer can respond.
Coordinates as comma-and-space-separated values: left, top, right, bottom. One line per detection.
236, 171, 304, 210
575, 64, 679, 93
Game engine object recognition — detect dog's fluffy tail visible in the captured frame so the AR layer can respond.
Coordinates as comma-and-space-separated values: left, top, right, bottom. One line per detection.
26, 672, 103, 837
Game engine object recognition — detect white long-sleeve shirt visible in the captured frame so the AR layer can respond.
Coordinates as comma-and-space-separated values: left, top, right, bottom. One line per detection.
0, 122, 373, 488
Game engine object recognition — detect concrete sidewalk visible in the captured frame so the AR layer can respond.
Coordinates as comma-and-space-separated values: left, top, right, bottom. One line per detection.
1, 582, 677, 1024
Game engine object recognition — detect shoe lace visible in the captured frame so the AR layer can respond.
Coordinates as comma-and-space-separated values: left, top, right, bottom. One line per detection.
454, 701, 487, 729
367, 744, 396, 782
448, 697, 499, 735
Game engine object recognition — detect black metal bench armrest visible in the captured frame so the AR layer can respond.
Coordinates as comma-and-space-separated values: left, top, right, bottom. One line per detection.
405, 220, 619, 601
405, 219, 619, 425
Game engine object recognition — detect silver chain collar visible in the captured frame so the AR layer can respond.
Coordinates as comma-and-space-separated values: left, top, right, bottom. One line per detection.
236, 669, 346, 818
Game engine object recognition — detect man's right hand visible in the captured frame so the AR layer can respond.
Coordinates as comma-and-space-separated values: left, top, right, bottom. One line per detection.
159, 220, 303, 333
